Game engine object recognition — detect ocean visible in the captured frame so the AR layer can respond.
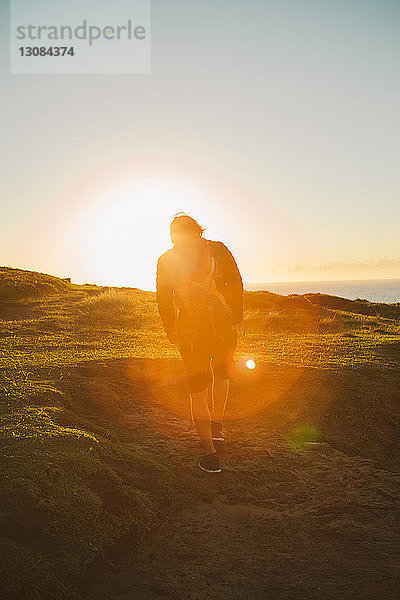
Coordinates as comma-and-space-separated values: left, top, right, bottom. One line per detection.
245, 279, 400, 304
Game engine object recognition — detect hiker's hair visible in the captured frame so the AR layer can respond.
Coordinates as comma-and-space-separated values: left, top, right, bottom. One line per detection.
170, 212, 205, 236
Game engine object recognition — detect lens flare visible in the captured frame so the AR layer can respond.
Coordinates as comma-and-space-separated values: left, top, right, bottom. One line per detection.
245, 359, 256, 370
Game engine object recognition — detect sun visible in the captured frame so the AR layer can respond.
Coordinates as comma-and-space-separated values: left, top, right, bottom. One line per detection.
76, 178, 212, 290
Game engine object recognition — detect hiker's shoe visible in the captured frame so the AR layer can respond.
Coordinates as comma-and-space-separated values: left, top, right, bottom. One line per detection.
197, 452, 221, 473
211, 421, 224, 441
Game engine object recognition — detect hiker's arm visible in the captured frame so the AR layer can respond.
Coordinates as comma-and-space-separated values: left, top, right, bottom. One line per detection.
156, 257, 178, 343
218, 242, 244, 325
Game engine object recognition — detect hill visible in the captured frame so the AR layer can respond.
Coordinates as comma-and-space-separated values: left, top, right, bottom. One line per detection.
0, 267, 399, 599
0, 266, 74, 301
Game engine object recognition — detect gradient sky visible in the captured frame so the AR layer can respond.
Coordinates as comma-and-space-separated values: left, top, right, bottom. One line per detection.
1, 0, 399, 290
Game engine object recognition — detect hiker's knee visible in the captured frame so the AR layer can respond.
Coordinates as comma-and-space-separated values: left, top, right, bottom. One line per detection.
187, 370, 212, 394
182, 354, 212, 393
212, 357, 233, 380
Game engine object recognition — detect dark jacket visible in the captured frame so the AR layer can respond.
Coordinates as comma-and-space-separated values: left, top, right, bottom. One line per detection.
156, 239, 244, 340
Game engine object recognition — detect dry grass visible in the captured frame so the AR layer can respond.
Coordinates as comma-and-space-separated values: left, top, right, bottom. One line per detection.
0, 267, 70, 301
73, 290, 144, 328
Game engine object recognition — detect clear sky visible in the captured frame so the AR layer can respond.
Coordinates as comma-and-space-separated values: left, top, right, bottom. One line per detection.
1, 0, 399, 290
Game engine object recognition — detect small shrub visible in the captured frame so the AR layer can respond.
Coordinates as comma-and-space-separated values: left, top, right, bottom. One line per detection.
74, 290, 142, 329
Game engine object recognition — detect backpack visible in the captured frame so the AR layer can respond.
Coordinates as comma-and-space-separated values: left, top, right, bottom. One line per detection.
173, 240, 232, 343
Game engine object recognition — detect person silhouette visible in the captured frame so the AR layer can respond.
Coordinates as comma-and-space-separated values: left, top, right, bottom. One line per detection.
156, 213, 244, 472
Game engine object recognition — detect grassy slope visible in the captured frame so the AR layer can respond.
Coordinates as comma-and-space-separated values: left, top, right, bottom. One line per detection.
1, 267, 399, 599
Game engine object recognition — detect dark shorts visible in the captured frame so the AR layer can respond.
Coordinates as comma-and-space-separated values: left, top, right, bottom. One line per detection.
178, 325, 237, 393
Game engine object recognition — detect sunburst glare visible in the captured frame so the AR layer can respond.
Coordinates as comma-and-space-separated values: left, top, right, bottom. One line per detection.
76, 178, 213, 289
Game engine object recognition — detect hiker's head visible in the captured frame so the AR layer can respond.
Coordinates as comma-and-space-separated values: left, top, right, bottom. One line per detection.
170, 213, 205, 248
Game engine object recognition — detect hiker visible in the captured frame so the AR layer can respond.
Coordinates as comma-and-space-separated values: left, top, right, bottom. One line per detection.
156, 213, 244, 473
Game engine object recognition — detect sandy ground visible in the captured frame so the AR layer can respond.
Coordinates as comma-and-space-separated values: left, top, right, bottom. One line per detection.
68, 359, 400, 600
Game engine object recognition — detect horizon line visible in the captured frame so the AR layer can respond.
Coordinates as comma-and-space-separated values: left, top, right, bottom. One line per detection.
245, 277, 400, 286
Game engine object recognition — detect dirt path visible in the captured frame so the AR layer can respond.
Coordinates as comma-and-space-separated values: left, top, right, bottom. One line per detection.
66, 360, 400, 600
86, 436, 400, 599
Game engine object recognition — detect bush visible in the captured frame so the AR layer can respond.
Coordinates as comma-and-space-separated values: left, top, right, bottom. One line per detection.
74, 290, 143, 329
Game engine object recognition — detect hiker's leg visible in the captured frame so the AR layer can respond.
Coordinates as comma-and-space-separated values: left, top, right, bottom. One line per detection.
211, 325, 236, 424
212, 374, 229, 423
190, 385, 215, 455
179, 338, 215, 453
